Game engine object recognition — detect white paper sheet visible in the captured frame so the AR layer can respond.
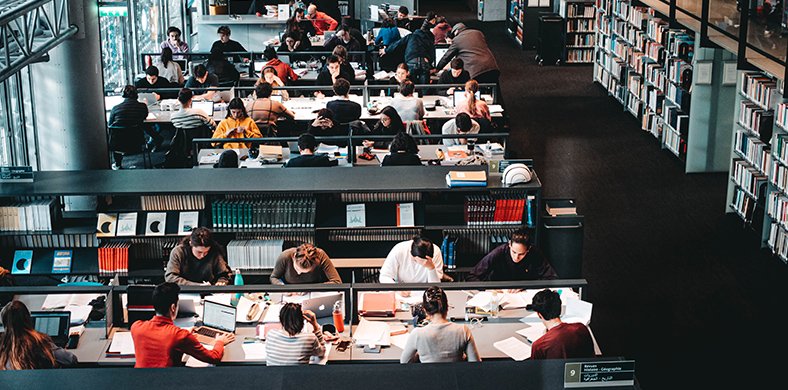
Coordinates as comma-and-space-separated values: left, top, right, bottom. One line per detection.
493, 337, 531, 361
464, 291, 493, 308
353, 319, 391, 346
500, 292, 530, 309
519, 312, 542, 323
562, 299, 593, 325
204, 293, 232, 306
309, 343, 332, 365
243, 342, 267, 360
66, 305, 92, 325
185, 344, 214, 367
107, 331, 135, 355
516, 324, 546, 343
262, 303, 284, 323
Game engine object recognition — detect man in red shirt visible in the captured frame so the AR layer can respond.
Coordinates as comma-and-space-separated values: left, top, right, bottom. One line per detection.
130, 282, 235, 368
526, 289, 595, 360
307, 4, 338, 35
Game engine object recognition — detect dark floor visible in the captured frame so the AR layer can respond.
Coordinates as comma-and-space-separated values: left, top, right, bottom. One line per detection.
425, 0, 788, 388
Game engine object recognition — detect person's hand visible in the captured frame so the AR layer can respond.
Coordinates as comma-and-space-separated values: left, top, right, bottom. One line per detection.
378, 48, 386, 56
413, 256, 435, 270
446, 87, 455, 95
429, 68, 438, 75
153, 92, 161, 101
362, 140, 374, 148
201, 281, 211, 286
225, 128, 236, 137
314, 91, 325, 99
215, 280, 228, 286
399, 290, 411, 298
215, 333, 235, 345
329, 67, 340, 78
303, 309, 319, 328
237, 126, 247, 134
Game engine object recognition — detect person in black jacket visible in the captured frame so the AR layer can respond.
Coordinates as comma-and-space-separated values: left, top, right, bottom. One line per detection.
307, 108, 347, 145
467, 229, 558, 281
210, 25, 248, 62
107, 85, 150, 169
381, 22, 435, 84
290, 9, 317, 38
381, 131, 421, 166
363, 106, 405, 149
438, 58, 471, 95
134, 66, 174, 100
315, 55, 354, 95
206, 46, 240, 86
326, 78, 361, 124
285, 133, 338, 167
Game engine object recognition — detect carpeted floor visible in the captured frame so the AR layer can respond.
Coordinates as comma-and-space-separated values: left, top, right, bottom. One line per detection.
424, 0, 788, 388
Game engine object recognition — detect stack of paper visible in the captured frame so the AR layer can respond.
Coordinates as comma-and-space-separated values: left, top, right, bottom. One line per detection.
562, 299, 593, 325
353, 319, 391, 347
243, 342, 267, 360
106, 331, 135, 357
516, 324, 546, 343
493, 337, 531, 361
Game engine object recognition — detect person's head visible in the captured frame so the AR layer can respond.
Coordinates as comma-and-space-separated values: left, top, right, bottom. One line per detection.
294, 7, 306, 21
262, 66, 279, 84
167, 26, 182, 43
214, 149, 239, 168
307, 4, 317, 17
390, 131, 418, 154
185, 227, 215, 259
226, 97, 248, 120
255, 81, 273, 98
314, 108, 335, 127
526, 289, 562, 321
395, 63, 410, 82
508, 229, 533, 263
399, 80, 415, 97
422, 286, 449, 318
332, 45, 348, 61
382, 17, 395, 28
217, 25, 231, 42
160, 47, 174, 66
285, 35, 298, 49
263, 46, 278, 61
455, 112, 473, 133
464, 79, 479, 112
378, 106, 403, 130
420, 19, 433, 32
425, 11, 437, 24
122, 84, 138, 100
178, 88, 194, 107
326, 55, 341, 75
298, 133, 318, 153
194, 64, 208, 82
450, 58, 464, 78
145, 66, 159, 85
0, 301, 57, 370
279, 302, 305, 336
336, 29, 350, 42
435, 16, 447, 26
398, 6, 409, 19
410, 236, 434, 260
152, 282, 181, 318
448, 23, 466, 40
333, 78, 350, 97
292, 243, 319, 274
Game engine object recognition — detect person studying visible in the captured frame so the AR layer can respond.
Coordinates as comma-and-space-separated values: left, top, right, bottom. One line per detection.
379, 236, 444, 283
284, 134, 339, 168
134, 66, 174, 100
306, 4, 338, 35
154, 47, 184, 85
467, 229, 558, 282
526, 289, 595, 360
210, 25, 247, 62
326, 78, 362, 124
130, 282, 234, 368
211, 98, 262, 149
161, 26, 189, 60
381, 132, 422, 167
165, 228, 232, 286
256, 67, 290, 100
184, 64, 219, 101
389, 80, 425, 121
265, 303, 326, 366
0, 301, 78, 370
247, 83, 295, 133
270, 243, 341, 284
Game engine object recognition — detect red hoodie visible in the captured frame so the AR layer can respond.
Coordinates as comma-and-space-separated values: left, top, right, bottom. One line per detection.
433, 22, 452, 44
265, 58, 299, 83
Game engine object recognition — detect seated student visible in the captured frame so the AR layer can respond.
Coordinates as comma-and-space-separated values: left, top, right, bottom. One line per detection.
315, 55, 353, 94
0, 301, 78, 369
381, 131, 422, 167
527, 289, 595, 359
306, 4, 338, 35
400, 287, 480, 363
389, 63, 412, 86
171, 88, 216, 132
363, 106, 405, 149
289, 9, 317, 39
210, 25, 247, 62
441, 112, 479, 147
326, 78, 361, 124
135, 65, 174, 100
467, 229, 558, 281
331, 46, 357, 84
161, 26, 189, 60
380, 235, 443, 283
279, 29, 312, 56
258, 67, 290, 101
307, 108, 346, 141
212, 98, 262, 149
260, 46, 299, 85
165, 227, 232, 286
284, 133, 339, 168
207, 46, 240, 86
270, 243, 341, 284
389, 81, 425, 121
438, 58, 471, 95
456, 80, 491, 132
185, 64, 220, 101
265, 303, 326, 366
213, 149, 239, 168
107, 85, 155, 170
247, 82, 295, 135
131, 283, 234, 368
324, 28, 362, 52
396, 6, 416, 31
376, 17, 402, 48
154, 47, 184, 85
432, 16, 452, 44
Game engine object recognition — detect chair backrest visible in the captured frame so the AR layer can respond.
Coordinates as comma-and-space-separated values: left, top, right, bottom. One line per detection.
107, 125, 146, 153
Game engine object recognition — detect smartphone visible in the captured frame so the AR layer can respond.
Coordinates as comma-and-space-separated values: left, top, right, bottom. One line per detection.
336, 339, 350, 352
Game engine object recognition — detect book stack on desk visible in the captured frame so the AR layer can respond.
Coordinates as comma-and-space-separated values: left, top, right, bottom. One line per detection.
545, 199, 577, 216
446, 170, 487, 188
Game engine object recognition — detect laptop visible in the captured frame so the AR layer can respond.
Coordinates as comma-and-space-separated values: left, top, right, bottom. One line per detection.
192, 100, 215, 117
192, 300, 237, 344
453, 89, 481, 108
211, 87, 235, 103
435, 46, 449, 63
270, 94, 283, 103
301, 293, 343, 319
138, 92, 158, 106
323, 30, 336, 42
31, 311, 71, 348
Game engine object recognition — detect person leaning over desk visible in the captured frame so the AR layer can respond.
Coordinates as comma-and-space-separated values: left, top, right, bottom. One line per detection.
526, 289, 595, 360
270, 243, 341, 284
379, 235, 444, 283
212, 97, 262, 149
265, 302, 326, 366
285, 133, 338, 168
171, 88, 216, 133
185, 64, 219, 101
306, 4, 338, 35
381, 131, 422, 167
256, 66, 290, 101
165, 227, 232, 286
467, 229, 558, 281
135, 65, 175, 100
441, 112, 479, 147
260, 46, 299, 85
400, 287, 480, 363
131, 282, 234, 368
0, 301, 78, 370
247, 82, 295, 132
315, 55, 353, 95
438, 58, 471, 95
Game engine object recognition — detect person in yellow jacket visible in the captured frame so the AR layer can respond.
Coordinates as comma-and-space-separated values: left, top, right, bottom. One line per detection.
212, 97, 262, 149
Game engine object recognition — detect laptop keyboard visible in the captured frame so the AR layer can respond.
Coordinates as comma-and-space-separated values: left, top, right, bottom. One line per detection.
195, 327, 219, 338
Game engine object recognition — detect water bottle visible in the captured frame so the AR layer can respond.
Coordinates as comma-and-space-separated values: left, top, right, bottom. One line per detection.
231, 268, 244, 307
490, 291, 500, 319
332, 300, 345, 333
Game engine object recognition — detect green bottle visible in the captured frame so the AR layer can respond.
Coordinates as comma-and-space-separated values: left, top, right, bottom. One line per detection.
231, 268, 244, 306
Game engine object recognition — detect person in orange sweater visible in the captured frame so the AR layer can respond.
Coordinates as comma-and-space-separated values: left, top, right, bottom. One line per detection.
212, 97, 262, 149
307, 4, 338, 35
130, 282, 235, 368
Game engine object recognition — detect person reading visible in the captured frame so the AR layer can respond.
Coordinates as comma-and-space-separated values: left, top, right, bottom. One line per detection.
212, 98, 262, 149
134, 66, 174, 100
526, 289, 595, 359
326, 78, 361, 124
363, 106, 405, 149
379, 236, 444, 283
439, 58, 471, 95
284, 133, 339, 168
165, 227, 232, 286
184, 64, 219, 101
256, 67, 290, 100
265, 303, 326, 366
131, 282, 234, 368
270, 243, 341, 284
467, 229, 558, 281
441, 112, 479, 147
400, 287, 480, 363
389, 80, 424, 121
0, 301, 78, 369
381, 132, 422, 167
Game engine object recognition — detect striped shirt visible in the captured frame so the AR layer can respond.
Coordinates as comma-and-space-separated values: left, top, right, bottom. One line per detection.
171, 107, 216, 130
265, 329, 325, 366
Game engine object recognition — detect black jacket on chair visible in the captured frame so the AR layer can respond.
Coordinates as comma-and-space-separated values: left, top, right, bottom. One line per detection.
107, 98, 148, 153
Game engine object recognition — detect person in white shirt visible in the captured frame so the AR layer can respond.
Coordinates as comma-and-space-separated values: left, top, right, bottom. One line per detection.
154, 47, 185, 85
441, 112, 480, 146
379, 236, 444, 283
388, 80, 425, 122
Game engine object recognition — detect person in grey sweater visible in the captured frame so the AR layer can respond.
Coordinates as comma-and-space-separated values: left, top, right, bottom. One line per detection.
270, 243, 342, 285
165, 227, 231, 286
435, 23, 499, 83
400, 286, 481, 363
389, 80, 425, 122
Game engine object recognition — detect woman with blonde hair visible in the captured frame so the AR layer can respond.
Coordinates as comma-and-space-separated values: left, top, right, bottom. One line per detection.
456, 79, 491, 122
0, 301, 77, 370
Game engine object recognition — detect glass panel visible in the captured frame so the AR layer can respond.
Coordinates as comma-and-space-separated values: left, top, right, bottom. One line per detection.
0, 82, 11, 166
745, 1, 787, 66
708, 0, 741, 39
676, 0, 702, 19
99, 6, 131, 92
19, 66, 38, 170
2, 73, 29, 166
134, 0, 164, 62
167, 0, 183, 33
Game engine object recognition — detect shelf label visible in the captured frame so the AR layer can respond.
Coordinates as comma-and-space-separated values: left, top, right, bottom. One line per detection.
564, 360, 636, 388
346, 204, 366, 228
0, 166, 33, 182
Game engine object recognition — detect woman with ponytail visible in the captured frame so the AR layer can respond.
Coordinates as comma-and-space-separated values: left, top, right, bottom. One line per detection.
0, 301, 77, 370
400, 286, 480, 363
456, 79, 491, 124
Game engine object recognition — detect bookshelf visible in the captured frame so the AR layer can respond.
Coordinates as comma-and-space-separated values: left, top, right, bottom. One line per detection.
0, 168, 543, 281
559, 0, 596, 64
506, 0, 551, 49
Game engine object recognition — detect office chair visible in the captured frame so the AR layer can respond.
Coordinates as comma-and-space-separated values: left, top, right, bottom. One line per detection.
107, 125, 152, 169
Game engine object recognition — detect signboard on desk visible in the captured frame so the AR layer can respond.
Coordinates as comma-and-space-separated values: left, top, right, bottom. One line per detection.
0, 166, 34, 183
564, 360, 636, 388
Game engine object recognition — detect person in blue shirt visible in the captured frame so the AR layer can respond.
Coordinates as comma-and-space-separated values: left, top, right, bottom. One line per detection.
375, 17, 401, 48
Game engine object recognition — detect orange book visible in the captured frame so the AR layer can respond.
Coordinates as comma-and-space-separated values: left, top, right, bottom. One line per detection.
359, 292, 396, 317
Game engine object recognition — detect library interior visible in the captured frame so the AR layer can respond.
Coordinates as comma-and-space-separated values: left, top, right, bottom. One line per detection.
0, 0, 786, 388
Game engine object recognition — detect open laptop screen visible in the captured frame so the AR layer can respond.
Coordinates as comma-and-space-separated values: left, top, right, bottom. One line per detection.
453, 89, 481, 108
435, 47, 449, 63
192, 101, 215, 117
31, 311, 70, 346
202, 300, 236, 332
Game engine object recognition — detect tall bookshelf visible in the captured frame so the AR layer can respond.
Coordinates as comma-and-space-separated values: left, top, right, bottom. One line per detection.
507, 0, 551, 49
559, 0, 596, 64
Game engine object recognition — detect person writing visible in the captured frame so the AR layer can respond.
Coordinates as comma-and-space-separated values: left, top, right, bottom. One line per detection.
467, 229, 558, 281
0, 301, 78, 370
307, 108, 345, 141
363, 106, 405, 149
270, 243, 341, 284
212, 98, 262, 149
381, 131, 422, 167
184, 64, 219, 101
438, 58, 471, 95
165, 227, 232, 286
326, 78, 361, 124
131, 282, 234, 368
265, 303, 326, 366
379, 235, 444, 283
441, 112, 479, 147
400, 287, 480, 363
389, 80, 425, 121
161, 26, 189, 60
284, 133, 339, 168
526, 289, 595, 359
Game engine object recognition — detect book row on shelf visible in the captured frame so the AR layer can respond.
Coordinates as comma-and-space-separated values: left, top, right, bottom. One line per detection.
734, 130, 771, 175
767, 222, 788, 262
0, 233, 98, 249
731, 186, 761, 224
766, 191, 788, 227
559, 0, 597, 64
740, 72, 778, 109
340, 192, 422, 203
0, 198, 59, 232
777, 103, 788, 129
226, 239, 284, 270
464, 194, 533, 226
139, 195, 205, 211
567, 2, 595, 18
211, 198, 317, 229
731, 158, 768, 199
326, 228, 421, 242
98, 242, 130, 276
739, 100, 775, 139
96, 211, 198, 237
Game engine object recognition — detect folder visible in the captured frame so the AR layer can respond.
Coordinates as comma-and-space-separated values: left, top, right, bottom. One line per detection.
359, 292, 396, 317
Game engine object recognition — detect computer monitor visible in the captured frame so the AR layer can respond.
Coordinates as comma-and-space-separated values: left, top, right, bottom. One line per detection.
202, 300, 237, 333
30, 311, 71, 347
435, 47, 449, 63
323, 30, 336, 42
138, 92, 157, 106
192, 100, 215, 117
301, 293, 344, 319
270, 94, 283, 103
174, 60, 187, 72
